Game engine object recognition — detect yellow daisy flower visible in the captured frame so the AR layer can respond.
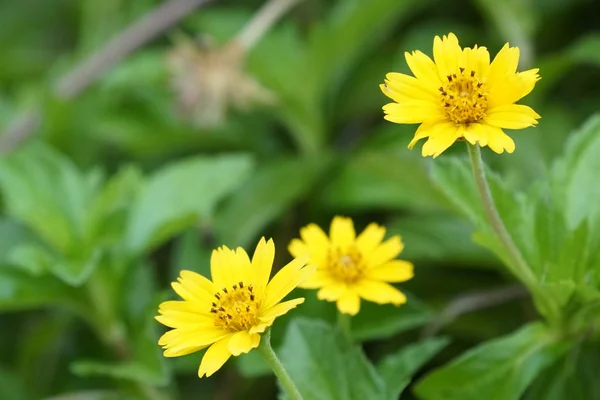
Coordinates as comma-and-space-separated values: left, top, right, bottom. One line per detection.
156, 238, 313, 378
380, 32, 541, 157
288, 216, 414, 316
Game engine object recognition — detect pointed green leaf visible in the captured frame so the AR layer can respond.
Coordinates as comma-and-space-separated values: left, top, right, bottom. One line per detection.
377, 337, 449, 399
414, 322, 568, 400
279, 318, 386, 400
126, 154, 253, 253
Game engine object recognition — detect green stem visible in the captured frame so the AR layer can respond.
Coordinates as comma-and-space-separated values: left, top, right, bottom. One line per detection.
257, 329, 303, 400
466, 143, 560, 323
337, 312, 352, 343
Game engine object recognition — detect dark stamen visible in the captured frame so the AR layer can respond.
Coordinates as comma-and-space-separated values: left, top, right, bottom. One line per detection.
233, 284, 238, 290
470, 71, 475, 77
222, 287, 228, 294
239, 281, 244, 288
445, 102, 451, 107
438, 87, 444, 92
212, 302, 217, 307
459, 67, 465, 73
226, 314, 232, 319
219, 307, 225, 312
215, 293, 221, 300
477, 82, 482, 88
250, 294, 255, 301
210, 308, 217, 313
248, 285, 254, 293
447, 75, 453, 82
246, 306, 250, 312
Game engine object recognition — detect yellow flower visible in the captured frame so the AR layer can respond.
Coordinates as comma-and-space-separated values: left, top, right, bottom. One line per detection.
288, 216, 414, 316
156, 238, 313, 378
380, 32, 541, 157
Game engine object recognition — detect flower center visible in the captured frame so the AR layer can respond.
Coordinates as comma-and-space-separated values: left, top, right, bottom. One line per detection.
439, 68, 488, 125
211, 281, 259, 332
328, 246, 364, 283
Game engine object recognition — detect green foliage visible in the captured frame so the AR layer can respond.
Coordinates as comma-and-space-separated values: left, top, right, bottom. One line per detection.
377, 337, 449, 399
125, 154, 253, 253
414, 323, 568, 400
1, 0, 600, 398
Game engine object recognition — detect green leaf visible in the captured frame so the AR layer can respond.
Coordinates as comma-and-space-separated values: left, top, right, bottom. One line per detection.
526, 342, 600, 400
414, 322, 568, 400
214, 156, 330, 247
125, 154, 253, 254
429, 156, 536, 274
377, 337, 450, 399
0, 142, 101, 252
0, 366, 27, 400
0, 143, 124, 285
551, 114, 600, 229
308, 0, 432, 99
0, 266, 82, 313
388, 214, 494, 265
321, 149, 445, 212
279, 318, 386, 400
352, 297, 434, 342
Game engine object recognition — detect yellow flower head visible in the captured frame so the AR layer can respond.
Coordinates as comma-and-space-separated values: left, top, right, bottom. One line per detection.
156, 238, 313, 378
380, 32, 541, 157
288, 216, 414, 316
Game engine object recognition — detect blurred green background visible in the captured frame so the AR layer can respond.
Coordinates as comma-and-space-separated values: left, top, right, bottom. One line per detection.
1, 0, 600, 399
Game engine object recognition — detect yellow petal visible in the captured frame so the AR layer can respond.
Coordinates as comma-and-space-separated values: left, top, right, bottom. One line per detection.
299, 269, 335, 289
159, 327, 230, 353
249, 323, 271, 334
365, 260, 414, 282
252, 237, 275, 293
177, 270, 218, 303
198, 336, 233, 378
486, 43, 520, 88
404, 50, 442, 89
263, 256, 311, 309
462, 122, 492, 147
336, 290, 361, 316
299, 223, 330, 266
155, 310, 213, 328
485, 104, 540, 130
433, 33, 462, 80
317, 282, 346, 301
421, 124, 465, 158
261, 298, 304, 321
365, 236, 404, 267
288, 238, 309, 258
163, 344, 208, 357
464, 122, 517, 153
228, 331, 260, 356
408, 121, 458, 152
355, 223, 386, 255
210, 246, 236, 288
157, 300, 199, 315
353, 280, 407, 305
461, 45, 490, 77
381, 72, 437, 102
383, 101, 445, 124
329, 216, 355, 251
488, 68, 540, 108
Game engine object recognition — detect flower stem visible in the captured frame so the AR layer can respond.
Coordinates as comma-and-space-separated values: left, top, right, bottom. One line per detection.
466, 143, 560, 323
258, 329, 303, 400
337, 312, 352, 343
466, 144, 533, 281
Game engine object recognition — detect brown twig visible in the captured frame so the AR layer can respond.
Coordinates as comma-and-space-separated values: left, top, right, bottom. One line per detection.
1, 0, 215, 153
0, 108, 42, 155
421, 284, 529, 338
56, 0, 215, 99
